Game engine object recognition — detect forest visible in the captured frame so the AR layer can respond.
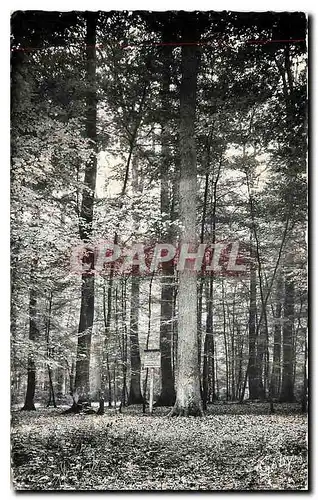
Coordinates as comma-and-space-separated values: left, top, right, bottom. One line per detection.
11, 10, 308, 491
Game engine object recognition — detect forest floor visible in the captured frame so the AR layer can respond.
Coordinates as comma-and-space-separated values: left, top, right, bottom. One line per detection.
11, 402, 308, 491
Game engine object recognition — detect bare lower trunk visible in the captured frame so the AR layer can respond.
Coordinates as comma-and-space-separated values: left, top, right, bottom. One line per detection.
128, 277, 143, 404
270, 275, 283, 399
280, 274, 295, 402
202, 277, 215, 409
156, 264, 176, 406
74, 12, 98, 404
22, 260, 38, 411
170, 20, 203, 417
75, 275, 94, 402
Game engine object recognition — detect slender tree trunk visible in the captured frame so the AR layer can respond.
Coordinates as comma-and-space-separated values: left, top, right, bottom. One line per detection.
170, 20, 203, 416
230, 302, 236, 401
280, 273, 295, 402
22, 259, 38, 411
155, 38, 176, 407
143, 275, 154, 413
201, 171, 212, 409
202, 277, 215, 409
247, 246, 265, 400
236, 324, 244, 399
157, 265, 176, 405
202, 157, 221, 407
270, 274, 283, 399
301, 335, 308, 413
127, 157, 143, 405
46, 293, 56, 408
74, 12, 98, 405
121, 279, 128, 406
128, 276, 143, 404
255, 323, 266, 400
221, 280, 229, 401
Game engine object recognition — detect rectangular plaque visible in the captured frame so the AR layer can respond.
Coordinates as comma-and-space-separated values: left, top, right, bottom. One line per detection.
143, 349, 161, 368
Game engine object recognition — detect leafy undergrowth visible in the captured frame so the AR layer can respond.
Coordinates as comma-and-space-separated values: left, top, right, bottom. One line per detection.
11, 404, 307, 491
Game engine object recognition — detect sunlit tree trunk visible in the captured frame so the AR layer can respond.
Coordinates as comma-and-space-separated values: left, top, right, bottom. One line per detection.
170, 21, 203, 416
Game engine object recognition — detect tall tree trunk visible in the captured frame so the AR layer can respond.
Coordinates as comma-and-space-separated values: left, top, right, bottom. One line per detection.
202, 156, 221, 408
170, 21, 203, 416
22, 259, 39, 410
280, 272, 295, 402
270, 274, 283, 399
121, 279, 128, 406
156, 40, 176, 407
74, 12, 98, 404
11, 41, 28, 404
276, 46, 297, 404
98, 269, 114, 414
127, 157, 143, 405
46, 293, 56, 408
221, 280, 230, 401
301, 335, 308, 413
202, 277, 215, 409
128, 277, 143, 404
247, 246, 265, 400
157, 265, 176, 406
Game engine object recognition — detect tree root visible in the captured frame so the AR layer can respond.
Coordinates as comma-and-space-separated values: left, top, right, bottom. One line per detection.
168, 404, 204, 417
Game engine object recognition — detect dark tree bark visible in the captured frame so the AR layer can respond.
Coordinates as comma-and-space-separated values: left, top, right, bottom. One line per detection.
156, 39, 176, 407
301, 335, 308, 413
202, 277, 215, 409
170, 17, 203, 417
202, 155, 221, 408
46, 293, 57, 408
270, 275, 283, 399
156, 264, 176, 406
247, 245, 265, 400
74, 12, 98, 405
128, 276, 143, 404
280, 273, 295, 402
121, 279, 128, 406
221, 280, 230, 401
22, 259, 38, 411
126, 157, 144, 405
98, 272, 114, 414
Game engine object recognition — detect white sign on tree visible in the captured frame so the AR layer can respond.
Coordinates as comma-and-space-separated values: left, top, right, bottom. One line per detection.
143, 349, 161, 415
143, 349, 161, 368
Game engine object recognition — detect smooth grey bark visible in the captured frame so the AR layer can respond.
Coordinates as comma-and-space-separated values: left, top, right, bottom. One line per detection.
170, 23, 203, 416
